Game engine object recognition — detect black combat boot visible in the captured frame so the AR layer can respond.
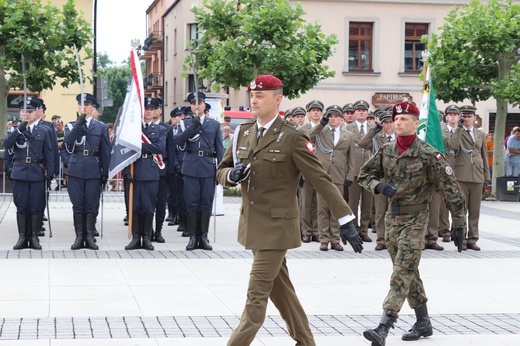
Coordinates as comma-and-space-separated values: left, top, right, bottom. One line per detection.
186, 212, 198, 251
125, 213, 142, 250
92, 216, 100, 237
154, 222, 165, 243
198, 211, 212, 250
29, 214, 42, 250
85, 214, 99, 250
178, 212, 188, 235
71, 214, 85, 250
141, 213, 155, 251
165, 207, 173, 223
401, 303, 433, 341
13, 213, 29, 250
363, 313, 397, 346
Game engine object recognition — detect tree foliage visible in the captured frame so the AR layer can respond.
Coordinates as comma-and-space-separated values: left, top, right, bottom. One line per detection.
184, 0, 338, 99
424, 0, 520, 190
0, 0, 92, 143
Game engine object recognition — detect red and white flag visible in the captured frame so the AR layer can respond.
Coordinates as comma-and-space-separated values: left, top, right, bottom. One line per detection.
108, 49, 144, 178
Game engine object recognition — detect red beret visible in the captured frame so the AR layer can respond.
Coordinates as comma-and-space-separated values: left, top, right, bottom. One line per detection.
392, 101, 420, 121
247, 74, 283, 92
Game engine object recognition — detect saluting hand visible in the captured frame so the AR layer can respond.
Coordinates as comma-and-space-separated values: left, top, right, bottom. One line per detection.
75, 114, 87, 127
457, 118, 465, 128
373, 121, 383, 133
17, 121, 28, 133
191, 116, 201, 129
320, 113, 330, 126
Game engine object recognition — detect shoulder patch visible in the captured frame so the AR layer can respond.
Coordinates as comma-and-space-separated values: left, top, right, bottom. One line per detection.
445, 165, 453, 175
305, 141, 315, 153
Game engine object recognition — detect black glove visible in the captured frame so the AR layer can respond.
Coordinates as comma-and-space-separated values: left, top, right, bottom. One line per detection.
6, 168, 12, 181
175, 164, 183, 177
17, 121, 28, 133
340, 221, 363, 253
452, 227, 464, 253
457, 118, 465, 128
101, 176, 107, 190
124, 173, 134, 184
375, 182, 397, 198
75, 114, 87, 127
344, 180, 352, 190
374, 121, 383, 133
191, 116, 201, 129
229, 163, 248, 184
46, 175, 53, 188
320, 113, 330, 126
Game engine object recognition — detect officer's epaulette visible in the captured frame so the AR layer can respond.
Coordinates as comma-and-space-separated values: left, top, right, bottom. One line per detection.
242, 118, 256, 125
282, 121, 301, 132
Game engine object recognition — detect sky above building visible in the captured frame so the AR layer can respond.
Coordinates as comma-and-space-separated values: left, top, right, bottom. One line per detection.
97, 0, 149, 65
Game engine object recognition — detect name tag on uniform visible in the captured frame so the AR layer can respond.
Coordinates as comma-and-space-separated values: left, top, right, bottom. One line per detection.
269, 149, 281, 153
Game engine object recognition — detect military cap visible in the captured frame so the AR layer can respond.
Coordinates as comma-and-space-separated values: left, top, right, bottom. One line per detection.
459, 105, 477, 114
170, 106, 185, 117
76, 93, 97, 105
306, 100, 324, 112
342, 103, 355, 113
353, 100, 370, 110
204, 103, 211, 112
18, 96, 40, 110
367, 112, 375, 119
292, 107, 306, 117
325, 105, 343, 116
392, 101, 420, 121
156, 98, 163, 106
438, 110, 445, 118
374, 108, 384, 119
247, 74, 283, 92
37, 98, 47, 112
445, 104, 460, 115
187, 92, 206, 103
379, 111, 392, 122
92, 98, 101, 110
144, 97, 160, 109
283, 109, 293, 119
184, 106, 194, 116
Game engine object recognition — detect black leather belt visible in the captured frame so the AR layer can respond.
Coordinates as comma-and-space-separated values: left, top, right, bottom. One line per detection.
186, 149, 216, 158
74, 149, 99, 156
391, 203, 429, 215
141, 154, 153, 159
15, 158, 42, 164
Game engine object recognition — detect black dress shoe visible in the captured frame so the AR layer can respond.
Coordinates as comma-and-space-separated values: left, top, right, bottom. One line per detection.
302, 235, 311, 243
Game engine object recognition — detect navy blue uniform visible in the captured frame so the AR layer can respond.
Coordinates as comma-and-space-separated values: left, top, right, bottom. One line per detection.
123, 122, 167, 251
175, 115, 224, 250
167, 123, 187, 233
64, 117, 110, 250
152, 121, 171, 242
4, 122, 54, 250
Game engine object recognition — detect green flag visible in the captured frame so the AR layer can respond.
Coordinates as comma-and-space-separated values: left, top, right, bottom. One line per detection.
418, 69, 445, 153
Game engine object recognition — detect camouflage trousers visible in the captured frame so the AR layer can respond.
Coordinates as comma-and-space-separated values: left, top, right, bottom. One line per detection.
382, 211, 429, 317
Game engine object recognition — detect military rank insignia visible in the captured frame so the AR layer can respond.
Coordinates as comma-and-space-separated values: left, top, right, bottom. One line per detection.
305, 141, 315, 153
244, 130, 250, 137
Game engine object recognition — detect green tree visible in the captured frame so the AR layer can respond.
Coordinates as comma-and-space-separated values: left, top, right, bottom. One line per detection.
184, 0, 338, 99
425, 0, 520, 193
0, 0, 92, 144
97, 59, 132, 124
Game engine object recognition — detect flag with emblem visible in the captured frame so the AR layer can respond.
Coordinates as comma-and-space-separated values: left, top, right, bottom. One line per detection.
108, 49, 144, 178
417, 65, 445, 154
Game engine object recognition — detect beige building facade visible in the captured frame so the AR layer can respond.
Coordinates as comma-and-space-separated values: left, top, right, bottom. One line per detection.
161, 0, 520, 132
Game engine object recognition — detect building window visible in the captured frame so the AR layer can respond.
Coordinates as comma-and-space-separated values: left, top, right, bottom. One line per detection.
188, 23, 199, 48
348, 22, 373, 71
188, 75, 196, 95
404, 23, 428, 73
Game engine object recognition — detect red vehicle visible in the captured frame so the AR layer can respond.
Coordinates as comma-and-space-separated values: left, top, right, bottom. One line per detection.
224, 110, 254, 130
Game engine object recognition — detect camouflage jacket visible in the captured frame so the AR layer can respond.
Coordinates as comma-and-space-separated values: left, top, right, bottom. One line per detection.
358, 137, 466, 228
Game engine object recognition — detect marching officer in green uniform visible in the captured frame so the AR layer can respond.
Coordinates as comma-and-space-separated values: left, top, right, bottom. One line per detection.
358, 101, 466, 346
216, 74, 363, 346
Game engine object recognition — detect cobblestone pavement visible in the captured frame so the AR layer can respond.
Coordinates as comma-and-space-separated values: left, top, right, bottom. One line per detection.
0, 192, 519, 345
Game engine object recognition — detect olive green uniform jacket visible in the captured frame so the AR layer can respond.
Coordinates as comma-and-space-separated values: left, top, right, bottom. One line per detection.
216, 116, 353, 250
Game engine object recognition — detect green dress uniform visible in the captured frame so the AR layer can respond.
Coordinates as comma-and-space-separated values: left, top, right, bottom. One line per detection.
217, 115, 354, 346
358, 137, 466, 316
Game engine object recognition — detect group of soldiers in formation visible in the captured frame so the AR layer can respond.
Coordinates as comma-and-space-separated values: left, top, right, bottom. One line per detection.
3, 90, 488, 254
3, 91, 224, 252
281, 99, 488, 252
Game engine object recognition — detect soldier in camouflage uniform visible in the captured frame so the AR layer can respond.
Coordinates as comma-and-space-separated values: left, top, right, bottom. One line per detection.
358, 101, 466, 346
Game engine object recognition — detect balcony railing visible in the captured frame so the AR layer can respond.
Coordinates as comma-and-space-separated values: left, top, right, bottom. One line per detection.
142, 31, 163, 51
145, 73, 163, 90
